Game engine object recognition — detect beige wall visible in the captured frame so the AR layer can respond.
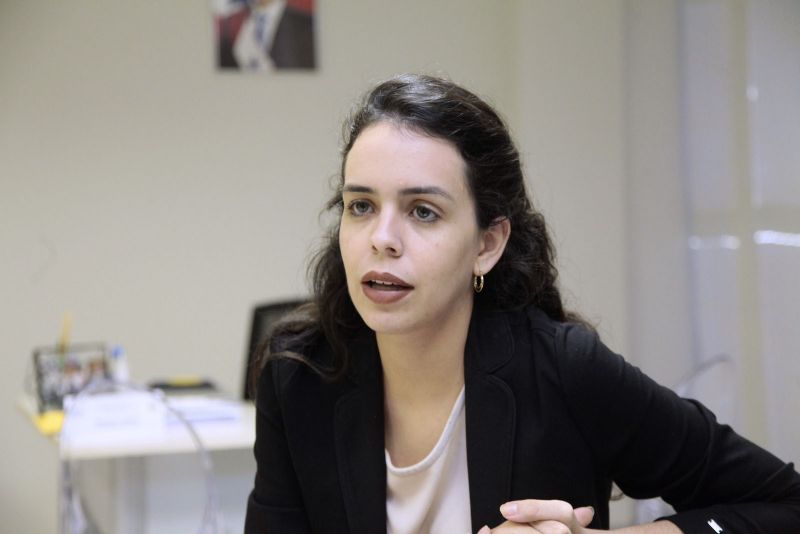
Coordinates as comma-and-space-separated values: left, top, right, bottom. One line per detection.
516, 0, 627, 349
0, 1, 629, 531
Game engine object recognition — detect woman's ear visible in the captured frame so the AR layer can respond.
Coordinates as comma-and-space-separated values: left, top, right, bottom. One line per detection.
475, 217, 511, 276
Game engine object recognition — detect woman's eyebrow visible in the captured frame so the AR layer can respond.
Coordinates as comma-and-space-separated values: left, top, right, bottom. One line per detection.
399, 186, 453, 200
342, 184, 373, 194
342, 184, 454, 201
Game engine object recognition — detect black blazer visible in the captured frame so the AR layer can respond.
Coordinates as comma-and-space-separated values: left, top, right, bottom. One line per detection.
246, 305, 800, 533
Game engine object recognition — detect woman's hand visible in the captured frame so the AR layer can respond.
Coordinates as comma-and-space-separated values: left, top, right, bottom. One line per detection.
476, 500, 683, 533
476, 499, 595, 534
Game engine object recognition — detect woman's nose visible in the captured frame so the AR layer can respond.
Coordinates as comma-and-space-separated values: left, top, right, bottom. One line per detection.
370, 210, 403, 257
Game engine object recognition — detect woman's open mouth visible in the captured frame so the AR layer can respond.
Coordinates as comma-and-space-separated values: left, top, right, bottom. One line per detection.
365, 279, 411, 290
361, 272, 413, 303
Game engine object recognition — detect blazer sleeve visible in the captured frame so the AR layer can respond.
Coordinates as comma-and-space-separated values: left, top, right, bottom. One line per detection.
245, 358, 312, 533
554, 324, 800, 533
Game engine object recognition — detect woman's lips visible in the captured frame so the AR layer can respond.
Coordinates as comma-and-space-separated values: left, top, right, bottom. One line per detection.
361, 271, 413, 304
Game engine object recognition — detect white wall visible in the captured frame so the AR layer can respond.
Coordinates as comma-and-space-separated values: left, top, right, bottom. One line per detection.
0, 1, 630, 532
623, 1, 694, 389
516, 0, 628, 351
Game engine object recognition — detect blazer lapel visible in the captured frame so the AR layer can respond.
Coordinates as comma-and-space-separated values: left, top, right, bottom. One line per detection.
465, 309, 516, 531
334, 333, 387, 533
332, 312, 517, 533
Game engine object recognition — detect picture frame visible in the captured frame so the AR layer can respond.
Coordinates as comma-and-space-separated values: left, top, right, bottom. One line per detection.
32, 343, 109, 412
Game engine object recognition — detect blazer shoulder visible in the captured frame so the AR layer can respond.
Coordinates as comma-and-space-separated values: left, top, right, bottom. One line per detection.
522, 304, 596, 349
518, 305, 623, 390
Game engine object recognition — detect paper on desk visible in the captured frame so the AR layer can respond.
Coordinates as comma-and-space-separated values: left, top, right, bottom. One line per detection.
59, 391, 244, 455
60, 391, 166, 452
164, 395, 244, 425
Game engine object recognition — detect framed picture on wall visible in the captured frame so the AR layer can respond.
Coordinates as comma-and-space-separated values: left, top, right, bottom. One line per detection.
212, 0, 316, 72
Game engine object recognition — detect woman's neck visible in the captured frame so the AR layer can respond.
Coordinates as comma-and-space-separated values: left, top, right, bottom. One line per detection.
378, 303, 472, 466
377, 303, 471, 409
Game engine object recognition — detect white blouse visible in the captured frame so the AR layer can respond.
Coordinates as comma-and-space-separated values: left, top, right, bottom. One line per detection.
386, 388, 472, 534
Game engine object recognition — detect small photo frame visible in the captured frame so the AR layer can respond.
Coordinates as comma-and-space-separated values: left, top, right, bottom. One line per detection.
32, 343, 109, 412
212, 0, 316, 72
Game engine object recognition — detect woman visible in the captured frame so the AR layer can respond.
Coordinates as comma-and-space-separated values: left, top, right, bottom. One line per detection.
245, 74, 800, 533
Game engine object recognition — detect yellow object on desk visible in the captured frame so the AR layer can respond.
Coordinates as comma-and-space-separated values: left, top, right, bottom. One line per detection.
31, 409, 64, 436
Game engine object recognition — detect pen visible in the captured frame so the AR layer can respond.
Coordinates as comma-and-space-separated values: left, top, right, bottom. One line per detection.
57, 312, 72, 357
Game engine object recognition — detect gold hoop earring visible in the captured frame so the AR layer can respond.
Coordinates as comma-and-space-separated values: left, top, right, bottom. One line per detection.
473, 273, 484, 293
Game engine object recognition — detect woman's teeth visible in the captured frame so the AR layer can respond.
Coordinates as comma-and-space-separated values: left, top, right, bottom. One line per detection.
369, 280, 405, 289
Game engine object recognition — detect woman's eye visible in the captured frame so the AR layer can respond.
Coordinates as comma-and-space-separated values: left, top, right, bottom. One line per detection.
347, 200, 373, 216
412, 205, 438, 222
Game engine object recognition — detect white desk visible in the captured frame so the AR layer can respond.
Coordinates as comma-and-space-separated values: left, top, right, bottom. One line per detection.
59, 401, 256, 460
22, 396, 257, 534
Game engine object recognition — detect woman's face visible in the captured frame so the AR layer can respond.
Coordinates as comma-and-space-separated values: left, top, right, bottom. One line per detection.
339, 121, 484, 337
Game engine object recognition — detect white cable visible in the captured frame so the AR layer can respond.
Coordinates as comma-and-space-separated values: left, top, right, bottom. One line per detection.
59, 378, 225, 534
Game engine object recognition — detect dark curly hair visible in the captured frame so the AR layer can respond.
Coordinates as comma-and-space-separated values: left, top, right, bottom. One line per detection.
258, 73, 581, 383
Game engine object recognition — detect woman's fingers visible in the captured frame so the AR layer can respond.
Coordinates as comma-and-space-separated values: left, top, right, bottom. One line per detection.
529, 520, 579, 534
484, 500, 595, 533
479, 520, 539, 533
500, 499, 576, 524
573, 506, 595, 527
